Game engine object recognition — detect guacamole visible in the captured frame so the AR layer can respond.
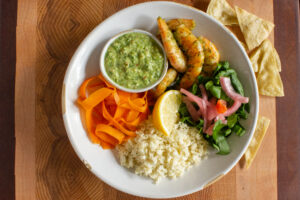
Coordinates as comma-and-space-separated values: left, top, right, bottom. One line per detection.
105, 32, 164, 89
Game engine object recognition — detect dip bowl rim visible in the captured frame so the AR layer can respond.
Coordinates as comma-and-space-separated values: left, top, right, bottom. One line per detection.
99, 29, 168, 93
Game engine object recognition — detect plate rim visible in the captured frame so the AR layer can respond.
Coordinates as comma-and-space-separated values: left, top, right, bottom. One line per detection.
62, 1, 259, 198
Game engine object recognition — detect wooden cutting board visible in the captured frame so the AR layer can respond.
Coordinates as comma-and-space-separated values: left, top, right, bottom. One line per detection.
15, 0, 277, 199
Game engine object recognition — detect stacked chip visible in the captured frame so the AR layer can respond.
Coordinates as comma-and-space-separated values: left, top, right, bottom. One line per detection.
207, 0, 284, 169
207, 0, 284, 97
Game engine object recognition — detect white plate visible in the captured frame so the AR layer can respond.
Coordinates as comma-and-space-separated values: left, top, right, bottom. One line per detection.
62, 1, 259, 198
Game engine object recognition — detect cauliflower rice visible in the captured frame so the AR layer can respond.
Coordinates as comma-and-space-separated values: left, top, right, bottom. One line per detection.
116, 117, 208, 183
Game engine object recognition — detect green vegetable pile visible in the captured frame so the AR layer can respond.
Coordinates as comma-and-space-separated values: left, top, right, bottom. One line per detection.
178, 61, 250, 155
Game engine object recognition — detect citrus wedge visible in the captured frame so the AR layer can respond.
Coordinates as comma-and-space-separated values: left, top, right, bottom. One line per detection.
152, 90, 182, 136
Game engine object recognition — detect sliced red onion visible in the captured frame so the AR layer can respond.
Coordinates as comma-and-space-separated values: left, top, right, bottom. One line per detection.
210, 97, 217, 105
215, 114, 225, 121
180, 88, 208, 130
205, 123, 214, 135
205, 118, 227, 135
199, 84, 207, 101
223, 101, 242, 117
202, 101, 207, 131
207, 103, 219, 121
220, 77, 249, 103
180, 88, 205, 114
182, 97, 200, 121
215, 115, 227, 124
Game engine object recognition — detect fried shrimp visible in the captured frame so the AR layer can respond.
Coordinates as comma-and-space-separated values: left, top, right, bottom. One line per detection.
198, 36, 220, 74
155, 68, 178, 97
199, 36, 220, 66
157, 17, 187, 73
167, 19, 195, 31
174, 24, 204, 89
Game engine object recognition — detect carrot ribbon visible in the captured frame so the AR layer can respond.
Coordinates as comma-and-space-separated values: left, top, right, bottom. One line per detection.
77, 74, 149, 149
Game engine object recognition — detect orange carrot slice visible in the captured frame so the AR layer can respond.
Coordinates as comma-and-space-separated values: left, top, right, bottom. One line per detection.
85, 109, 100, 144
95, 131, 118, 146
126, 110, 140, 122
98, 74, 114, 88
113, 91, 120, 104
114, 106, 128, 120
77, 74, 149, 150
78, 87, 113, 110
102, 102, 136, 137
100, 140, 114, 149
95, 124, 125, 144
121, 116, 141, 127
128, 98, 147, 112
78, 76, 98, 100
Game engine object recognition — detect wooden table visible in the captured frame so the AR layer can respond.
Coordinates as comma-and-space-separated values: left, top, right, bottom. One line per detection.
0, 0, 299, 199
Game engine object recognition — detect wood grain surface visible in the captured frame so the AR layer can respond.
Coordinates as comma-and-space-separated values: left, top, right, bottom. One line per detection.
274, 0, 300, 199
0, 0, 17, 199
13, 0, 293, 199
15, 0, 37, 199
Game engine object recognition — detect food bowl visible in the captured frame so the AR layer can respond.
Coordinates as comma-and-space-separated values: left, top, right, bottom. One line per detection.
62, 1, 259, 198
99, 29, 168, 93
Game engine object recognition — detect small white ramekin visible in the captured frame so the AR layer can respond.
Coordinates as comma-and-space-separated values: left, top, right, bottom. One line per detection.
99, 29, 168, 93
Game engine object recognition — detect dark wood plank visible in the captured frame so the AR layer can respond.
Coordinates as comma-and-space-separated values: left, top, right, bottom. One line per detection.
0, 0, 17, 199
274, 0, 300, 199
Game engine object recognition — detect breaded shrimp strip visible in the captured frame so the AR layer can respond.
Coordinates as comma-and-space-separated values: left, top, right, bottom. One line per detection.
174, 24, 204, 89
155, 68, 178, 97
157, 17, 187, 73
199, 36, 220, 66
167, 19, 195, 31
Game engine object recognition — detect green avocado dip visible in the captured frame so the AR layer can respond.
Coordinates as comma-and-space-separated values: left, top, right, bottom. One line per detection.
104, 32, 165, 89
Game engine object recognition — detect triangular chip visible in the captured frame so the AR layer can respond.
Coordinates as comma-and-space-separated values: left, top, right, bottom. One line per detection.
272, 47, 281, 72
235, 6, 274, 51
249, 49, 259, 72
207, 0, 238, 25
250, 39, 281, 72
250, 40, 284, 96
239, 41, 248, 52
244, 116, 270, 169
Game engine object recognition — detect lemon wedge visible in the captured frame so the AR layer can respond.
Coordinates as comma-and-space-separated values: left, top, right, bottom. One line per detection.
152, 90, 182, 136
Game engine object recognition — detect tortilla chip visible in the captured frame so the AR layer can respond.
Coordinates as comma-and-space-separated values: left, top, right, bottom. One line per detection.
207, 0, 238, 25
250, 52, 259, 72
244, 116, 270, 169
235, 6, 274, 51
250, 40, 284, 96
273, 47, 281, 72
239, 41, 248, 52
250, 39, 281, 72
